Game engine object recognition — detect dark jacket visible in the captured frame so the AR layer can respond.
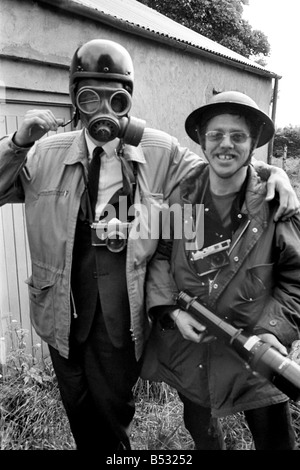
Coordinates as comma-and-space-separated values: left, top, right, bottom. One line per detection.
145, 164, 300, 417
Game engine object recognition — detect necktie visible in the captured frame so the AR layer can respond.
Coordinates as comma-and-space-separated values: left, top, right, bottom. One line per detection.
88, 146, 103, 219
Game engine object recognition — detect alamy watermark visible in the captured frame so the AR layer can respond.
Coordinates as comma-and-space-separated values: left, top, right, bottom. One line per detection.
92, 196, 204, 251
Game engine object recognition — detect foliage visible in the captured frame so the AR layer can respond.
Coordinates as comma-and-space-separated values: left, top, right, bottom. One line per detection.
0, 374, 75, 450
273, 125, 300, 158
137, 0, 270, 59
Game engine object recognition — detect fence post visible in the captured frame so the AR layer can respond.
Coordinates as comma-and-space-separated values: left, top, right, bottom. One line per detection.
282, 144, 287, 171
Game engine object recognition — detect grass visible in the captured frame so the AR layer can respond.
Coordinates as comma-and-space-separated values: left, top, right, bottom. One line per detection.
0, 351, 75, 450
2, 156, 300, 451
2, 239, 300, 451
1, 347, 300, 450
132, 379, 300, 450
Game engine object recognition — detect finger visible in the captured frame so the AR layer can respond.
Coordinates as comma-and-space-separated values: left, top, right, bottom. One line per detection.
273, 199, 288, 222
266, 336, 288, 356
44, 113, 64, 129
280, 212, 295, 222
41, 113, 62, 131
265, 180, 275, 201
192, 327, 214, 344
274, 206, 285, 222
193, 330, 208, 343
275, 200, 300, 222
182, 330, 203, 343
182, 324, 206, 342
28, 110, 62, 132
201, 334, 216, 343
273, 342, 288, 356
27, 118, 48, 133
279, 345, 288, 356
284, 201, 300, 218
191, 320, 206, 333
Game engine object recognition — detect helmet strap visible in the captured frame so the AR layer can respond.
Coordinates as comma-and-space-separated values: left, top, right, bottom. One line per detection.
73, 108, 80, 128
252, 122, 264, 150
196, 126, 206, 149
243, 122, 264, 166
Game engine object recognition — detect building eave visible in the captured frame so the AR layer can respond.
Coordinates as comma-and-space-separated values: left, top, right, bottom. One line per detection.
38, 0, 282, 80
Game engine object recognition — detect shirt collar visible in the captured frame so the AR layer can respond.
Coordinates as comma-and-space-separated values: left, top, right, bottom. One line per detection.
84, 128, 146, 164
84, 129, 120, 160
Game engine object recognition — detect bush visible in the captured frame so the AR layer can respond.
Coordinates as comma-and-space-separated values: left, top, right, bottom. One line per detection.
273, 125, 300, 158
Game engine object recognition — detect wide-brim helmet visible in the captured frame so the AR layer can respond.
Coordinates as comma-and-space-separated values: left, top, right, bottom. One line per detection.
185, 91, 275, 148
69, 39, 134, 106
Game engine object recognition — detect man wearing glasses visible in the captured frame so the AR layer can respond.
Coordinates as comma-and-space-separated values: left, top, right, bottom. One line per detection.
143, 91, 300, 450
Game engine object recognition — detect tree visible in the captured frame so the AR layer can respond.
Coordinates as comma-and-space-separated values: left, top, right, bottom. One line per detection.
138, 0, 270, 59
273, 126, 300, 158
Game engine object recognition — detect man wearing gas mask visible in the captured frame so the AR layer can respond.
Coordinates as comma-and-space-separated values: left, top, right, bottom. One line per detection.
0, 40, 299, 451
142, 91, 300, 450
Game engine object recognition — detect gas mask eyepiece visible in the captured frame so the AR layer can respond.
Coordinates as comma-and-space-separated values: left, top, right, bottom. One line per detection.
76, 87, 132, 117
76, 86, 145, 145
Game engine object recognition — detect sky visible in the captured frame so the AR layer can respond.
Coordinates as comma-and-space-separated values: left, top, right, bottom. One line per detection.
243, 0, 300, 128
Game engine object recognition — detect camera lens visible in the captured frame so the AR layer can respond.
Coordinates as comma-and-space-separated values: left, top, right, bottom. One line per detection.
210, 252, 226, 268
106, 231, 127, 253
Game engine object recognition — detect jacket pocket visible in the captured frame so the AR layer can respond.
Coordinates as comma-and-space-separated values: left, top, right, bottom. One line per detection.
240, 263, 274, 301
229, 263, 274, 329
25, 275, 56, 342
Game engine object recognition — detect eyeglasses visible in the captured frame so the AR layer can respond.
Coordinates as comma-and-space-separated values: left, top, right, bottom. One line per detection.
205, 131, 251, 144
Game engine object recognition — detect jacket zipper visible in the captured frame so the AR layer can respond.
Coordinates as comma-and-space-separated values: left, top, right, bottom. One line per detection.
70, 288, 78, 318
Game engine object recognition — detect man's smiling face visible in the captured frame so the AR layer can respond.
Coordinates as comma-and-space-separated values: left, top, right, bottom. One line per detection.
204, 113, 252, 180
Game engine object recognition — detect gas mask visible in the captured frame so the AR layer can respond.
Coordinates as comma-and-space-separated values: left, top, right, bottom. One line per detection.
76, 86, 145, 146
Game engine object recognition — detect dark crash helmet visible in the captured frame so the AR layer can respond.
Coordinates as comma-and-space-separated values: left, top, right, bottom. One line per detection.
185, 91, 275, 148
69, 39, 134, 108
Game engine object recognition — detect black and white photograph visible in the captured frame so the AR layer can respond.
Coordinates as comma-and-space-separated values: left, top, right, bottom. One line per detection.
0, 0, 300, 457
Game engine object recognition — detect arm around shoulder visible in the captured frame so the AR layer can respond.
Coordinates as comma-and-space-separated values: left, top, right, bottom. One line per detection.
251, 158, 300, 220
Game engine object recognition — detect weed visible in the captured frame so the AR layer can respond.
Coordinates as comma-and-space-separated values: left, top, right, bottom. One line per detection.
0, 324, 75, 450
1, 325, 300, 450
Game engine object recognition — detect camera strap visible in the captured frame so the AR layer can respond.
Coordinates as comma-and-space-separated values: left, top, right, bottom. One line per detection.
81, 166, 95, 225
81, 144, 138, 225
186, 181, 230, 288
117, 142, 138, 207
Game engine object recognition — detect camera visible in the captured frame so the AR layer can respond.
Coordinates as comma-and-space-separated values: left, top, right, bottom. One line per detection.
191, 239, 231, 276
91, 218, 132, 253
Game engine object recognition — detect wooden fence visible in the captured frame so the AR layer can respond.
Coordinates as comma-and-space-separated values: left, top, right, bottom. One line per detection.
0, 203, 48, 362
0, 105, 73, 365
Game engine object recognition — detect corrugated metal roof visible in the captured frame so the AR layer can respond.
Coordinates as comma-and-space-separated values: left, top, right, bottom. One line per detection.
62, 0, 278, 77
